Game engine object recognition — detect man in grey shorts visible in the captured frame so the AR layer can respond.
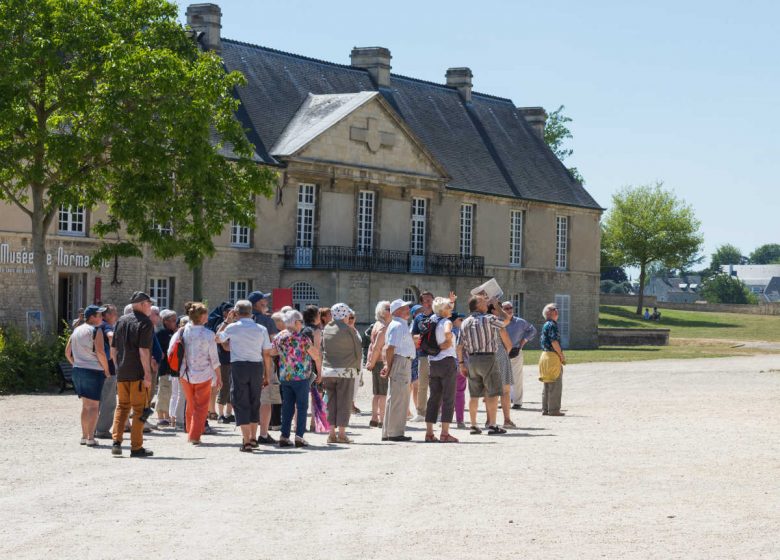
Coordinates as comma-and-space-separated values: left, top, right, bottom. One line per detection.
458, 294, 509, 435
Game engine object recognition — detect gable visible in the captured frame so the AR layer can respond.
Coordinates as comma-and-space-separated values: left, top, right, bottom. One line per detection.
272, 93, 447, 180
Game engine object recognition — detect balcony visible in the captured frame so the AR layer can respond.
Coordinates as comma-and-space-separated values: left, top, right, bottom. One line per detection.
283, 246, 484, 277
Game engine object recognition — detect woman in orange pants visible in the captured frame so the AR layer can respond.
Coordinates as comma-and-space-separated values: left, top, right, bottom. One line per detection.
175, 302, 221, 444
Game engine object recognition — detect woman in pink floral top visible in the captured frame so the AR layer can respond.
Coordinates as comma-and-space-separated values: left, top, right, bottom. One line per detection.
271, 310, 321, 448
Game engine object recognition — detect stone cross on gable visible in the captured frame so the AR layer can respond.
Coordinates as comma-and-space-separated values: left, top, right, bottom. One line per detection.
349, 117, 396, 153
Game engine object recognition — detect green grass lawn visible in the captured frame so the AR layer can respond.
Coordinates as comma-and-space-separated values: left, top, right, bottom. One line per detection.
599, 305, 780, 342
524, 339, 779, 365
519, 305, 780, 364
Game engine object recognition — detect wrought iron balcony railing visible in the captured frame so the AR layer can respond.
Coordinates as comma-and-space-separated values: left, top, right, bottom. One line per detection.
283, 246, 484, 277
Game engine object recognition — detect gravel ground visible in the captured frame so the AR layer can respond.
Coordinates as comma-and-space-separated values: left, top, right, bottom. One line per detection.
1, 355, 779, 560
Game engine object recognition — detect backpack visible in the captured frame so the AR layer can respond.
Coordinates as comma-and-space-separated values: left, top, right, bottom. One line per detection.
167, 327, 186, 375
418, 315, 441, 356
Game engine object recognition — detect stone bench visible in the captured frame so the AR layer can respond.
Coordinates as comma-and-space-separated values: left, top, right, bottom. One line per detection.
598, 328, 670, 346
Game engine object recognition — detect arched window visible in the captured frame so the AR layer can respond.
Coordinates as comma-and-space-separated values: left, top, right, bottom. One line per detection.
291, 282, 320, 311
403, 286, 419, 304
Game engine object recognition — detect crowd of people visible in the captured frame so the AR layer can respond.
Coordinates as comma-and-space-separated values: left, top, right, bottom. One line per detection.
65, 287, 567, 457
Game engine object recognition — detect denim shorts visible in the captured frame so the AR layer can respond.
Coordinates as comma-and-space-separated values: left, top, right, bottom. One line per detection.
72, 367, 105, 401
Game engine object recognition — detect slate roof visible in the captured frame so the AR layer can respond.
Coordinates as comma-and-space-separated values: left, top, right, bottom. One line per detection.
221, 39, 601, 210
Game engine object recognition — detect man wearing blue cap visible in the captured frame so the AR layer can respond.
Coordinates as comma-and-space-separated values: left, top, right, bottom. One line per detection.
248, 290, 280, 442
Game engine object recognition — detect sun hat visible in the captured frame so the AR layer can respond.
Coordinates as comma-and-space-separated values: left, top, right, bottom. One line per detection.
331, 303, 353, 321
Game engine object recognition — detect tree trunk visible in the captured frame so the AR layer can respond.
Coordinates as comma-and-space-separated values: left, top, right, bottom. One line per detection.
636, 263, 647, 315
192, 263, 203, 302
30, 190, 56, 335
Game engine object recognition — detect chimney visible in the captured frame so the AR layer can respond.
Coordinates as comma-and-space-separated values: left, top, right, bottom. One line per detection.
519, 107, 547, 139
446, 67, 473, 103
186, 3, 222, 53
350, 47, 392, 88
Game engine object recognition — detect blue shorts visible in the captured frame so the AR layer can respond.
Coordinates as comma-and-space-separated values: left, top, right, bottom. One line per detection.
411, 358, 419, 382
72, 367, 105, 401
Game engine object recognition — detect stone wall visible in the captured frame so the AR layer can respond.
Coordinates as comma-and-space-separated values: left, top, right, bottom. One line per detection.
598, 327, 670, 346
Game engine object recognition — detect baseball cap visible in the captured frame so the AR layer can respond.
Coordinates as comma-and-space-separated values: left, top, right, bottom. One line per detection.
84, 304, 107, 319
130, 291, 155, 304
410, 304, 423, 316
247, 291, 271, 304
390, 299, 411, 314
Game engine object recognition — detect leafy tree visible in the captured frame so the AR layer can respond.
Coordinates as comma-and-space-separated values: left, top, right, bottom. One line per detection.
600, 245, 628, 283
709, 244, 744, 272
602, 182, 703, 314
0, 0, 275, 333
543, 105, 584, 184
700, 274, 757, 304
749, 243, 780, 265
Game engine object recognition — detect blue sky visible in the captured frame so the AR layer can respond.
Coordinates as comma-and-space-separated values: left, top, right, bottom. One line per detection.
178, 0, 779, 264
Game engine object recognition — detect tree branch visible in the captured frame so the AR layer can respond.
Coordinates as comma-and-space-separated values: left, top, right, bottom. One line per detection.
0, 183, 33, 217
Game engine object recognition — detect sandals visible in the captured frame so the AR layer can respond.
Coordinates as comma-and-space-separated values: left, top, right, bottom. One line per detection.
487, 425, 507, 435
439, 433, 459, 443
425, 433, 439, 443
248, 439, 259, 449
239, 442, 253, 453
336, 435, 353, 444
207, 412, 218, 421
469, 425, 482, 435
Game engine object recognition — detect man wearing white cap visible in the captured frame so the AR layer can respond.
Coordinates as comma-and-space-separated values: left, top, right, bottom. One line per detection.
380, 299, 416, 442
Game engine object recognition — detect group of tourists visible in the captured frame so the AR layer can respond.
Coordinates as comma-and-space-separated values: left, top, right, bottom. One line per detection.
65, 286, 567, 457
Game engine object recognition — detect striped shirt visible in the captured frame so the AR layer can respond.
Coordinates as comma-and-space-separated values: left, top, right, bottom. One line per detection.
460, 313, 505, 354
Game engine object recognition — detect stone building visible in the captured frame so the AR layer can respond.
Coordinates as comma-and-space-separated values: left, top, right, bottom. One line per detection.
0, 2, 602, 347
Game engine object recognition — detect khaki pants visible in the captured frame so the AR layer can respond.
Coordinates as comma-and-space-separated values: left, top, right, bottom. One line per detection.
415, 356, 429, 415
383, 356, 411, 438
542, 372, 563, 414
157, 375, 172, 414
509, 352, 524, 406
112, 380, 148, 450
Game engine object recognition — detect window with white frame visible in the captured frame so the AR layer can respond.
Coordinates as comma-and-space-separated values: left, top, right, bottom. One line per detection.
410, 198, 426, 255
58, 205, 86, 236
296, 184, 316, 248
154, 221, 173, 236
555, 216, 569, 270
230, 221, 251, 248
149, 277, 171, 309
510, 293, 525, 318
403, 286, 419, 303
357, 190, 375, 253
229, 280, 250, 303
510, 210, 523, 266
460, 203, 474, 258
291, 282, 319, 311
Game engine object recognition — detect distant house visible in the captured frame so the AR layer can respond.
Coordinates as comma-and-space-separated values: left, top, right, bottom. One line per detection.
643, 275, 701, 303
722, 264, 780, 302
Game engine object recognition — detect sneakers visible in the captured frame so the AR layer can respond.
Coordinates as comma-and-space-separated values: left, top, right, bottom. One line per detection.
85, 439, 98, 447
80, 438, 87, 445
203, 424, 215, 435
503, 421, 517, 429
130, 447, 154, 458
225, 414, 236, 423
257, 434, 276, 445
217, 415, 229, 424
94, 431, 113, 439
111, 442, 122, 457
410, 414, 425, 422
456, 422, 467, 430
511, 404, 523, 410
386, 435, 412, 442
157, 419, 171, 427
